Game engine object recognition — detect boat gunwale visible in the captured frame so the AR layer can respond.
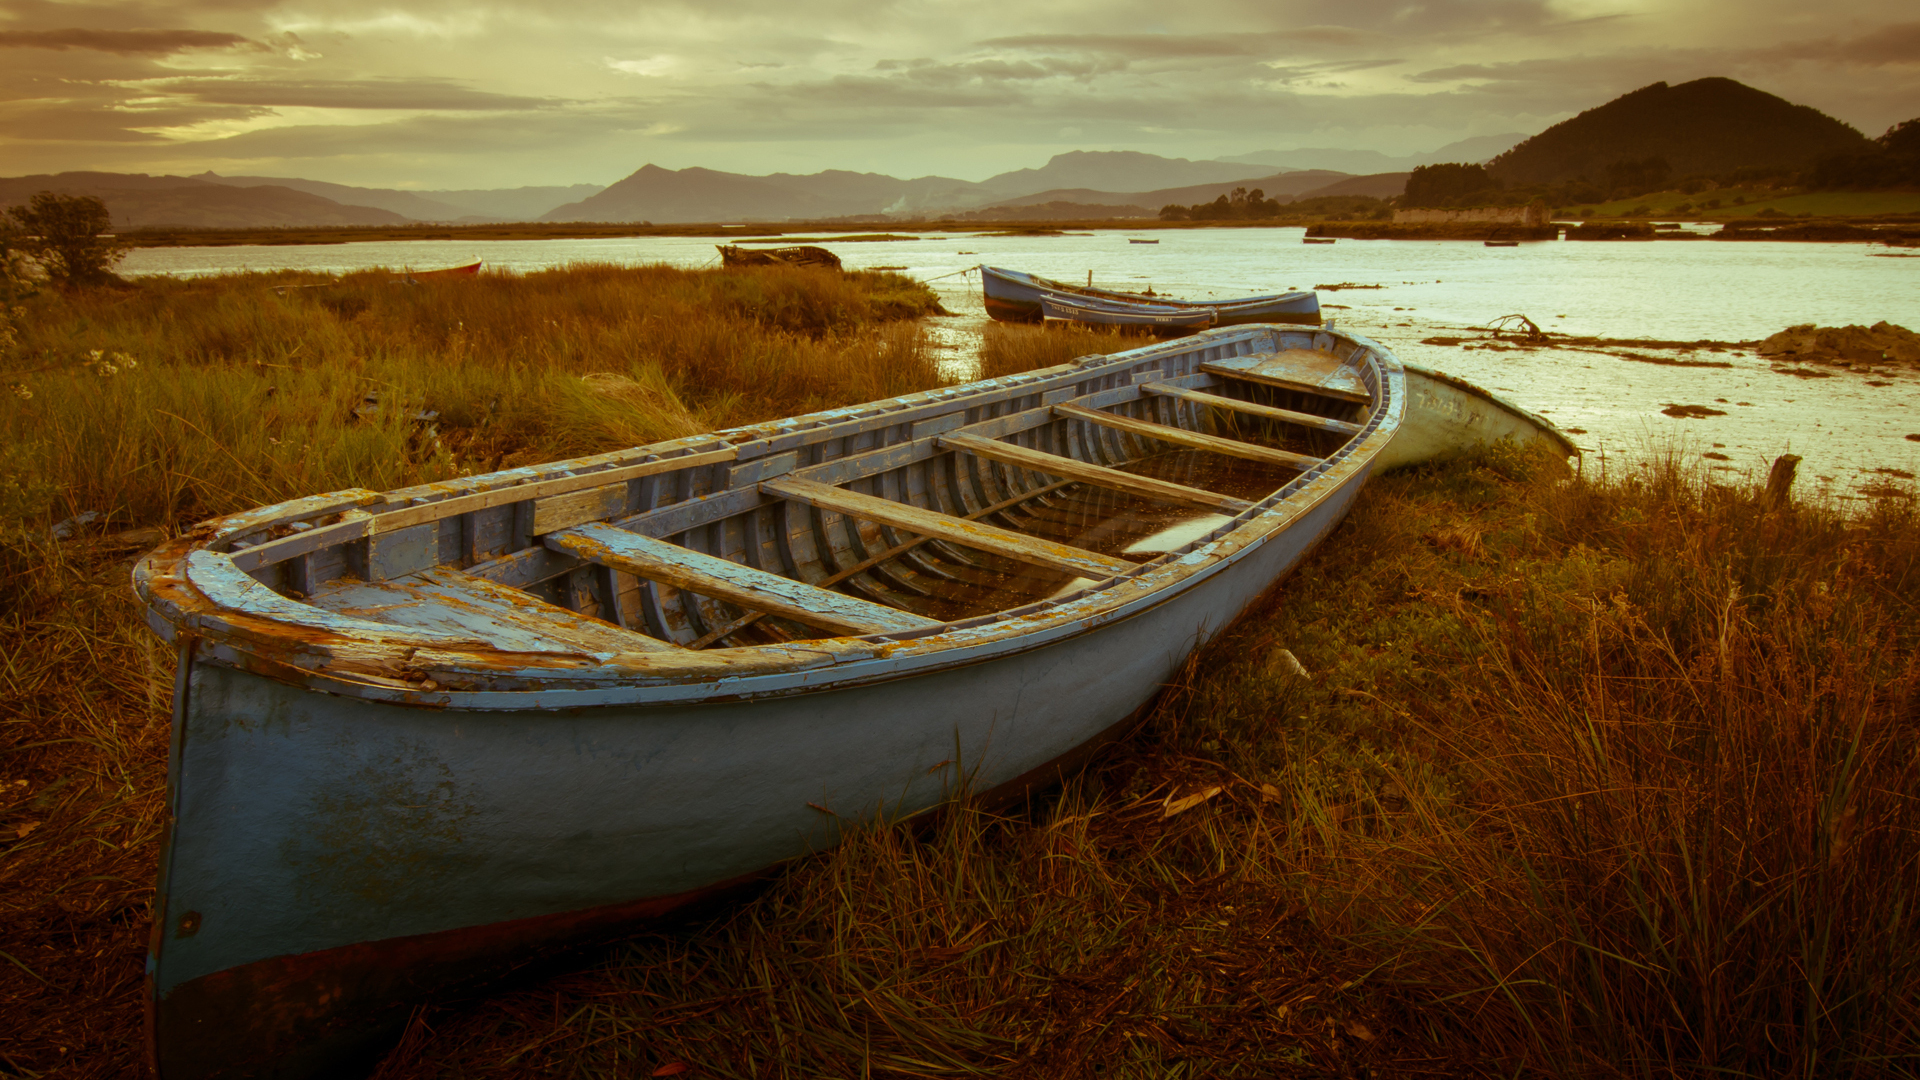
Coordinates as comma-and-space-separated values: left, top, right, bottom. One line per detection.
134, 326, 1405, 707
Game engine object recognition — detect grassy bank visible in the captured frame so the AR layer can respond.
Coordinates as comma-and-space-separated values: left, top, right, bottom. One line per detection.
363, 446, 1920, 1080
0, 264, 949, 1076
6, 291, 1918, 1078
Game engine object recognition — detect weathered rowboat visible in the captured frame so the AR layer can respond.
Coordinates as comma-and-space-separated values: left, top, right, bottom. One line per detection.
398, 259, 482, 281
1040, 295, 1216, 332
134, 323, 1568, 1077
718, 244, 842, 270
980, 265, 1319, 326
1381, 362, 1579, 469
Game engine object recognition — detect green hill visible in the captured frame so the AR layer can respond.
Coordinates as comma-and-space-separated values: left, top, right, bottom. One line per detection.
1487, 78, 1870, 186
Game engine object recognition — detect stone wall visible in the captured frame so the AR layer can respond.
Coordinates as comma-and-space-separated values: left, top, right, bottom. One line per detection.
1393, 202, 1549, 226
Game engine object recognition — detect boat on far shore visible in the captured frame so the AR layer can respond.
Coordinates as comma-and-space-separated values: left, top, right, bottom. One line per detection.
980, 265, 1319, 326
1129, 238, 1160, 244
400, 259, 483, 281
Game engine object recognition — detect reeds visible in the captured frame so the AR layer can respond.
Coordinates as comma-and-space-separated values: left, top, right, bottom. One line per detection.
977, 322, 1137, 379
365, 446, 1920, 1079
8, 266, 1918, 1077
1, 263, 948, 529
0, 263, 949, 1077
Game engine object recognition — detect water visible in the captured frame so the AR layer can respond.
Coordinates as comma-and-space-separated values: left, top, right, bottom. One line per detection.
122, 229, 1920, 495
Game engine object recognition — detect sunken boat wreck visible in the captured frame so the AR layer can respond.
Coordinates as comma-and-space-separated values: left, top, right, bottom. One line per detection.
135, 323, 1568, 1077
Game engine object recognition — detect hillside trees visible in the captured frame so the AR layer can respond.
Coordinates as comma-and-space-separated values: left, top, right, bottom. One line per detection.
1158, 186, 1283, 221
1400, 163, 1502, 207
4, 193, 126, 287
1807, 117, 1920, 190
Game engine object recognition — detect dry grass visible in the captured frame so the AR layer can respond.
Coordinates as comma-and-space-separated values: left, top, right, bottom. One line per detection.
356, 446, 1920, 1079
977, 322, 1139, 379
7, 268, 1918, 1077
0, 264, 949, 1078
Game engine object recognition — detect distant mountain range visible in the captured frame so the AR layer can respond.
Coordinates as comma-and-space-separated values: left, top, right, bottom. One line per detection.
1487, 78, 1870, 185
0, 81, 1883, 229
1220, 134, 1527, 175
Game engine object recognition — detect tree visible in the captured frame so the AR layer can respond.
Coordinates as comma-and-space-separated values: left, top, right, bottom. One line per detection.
5, 192, 125, 287
1401, 163, 1501, 208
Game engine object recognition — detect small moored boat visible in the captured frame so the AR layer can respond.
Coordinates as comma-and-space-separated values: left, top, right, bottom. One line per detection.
397, 259, 482, 282
135, 323, 1570, 1077
1129, 238, 1160, 244
979, 265, 1318, 326
718, 244, 842, 270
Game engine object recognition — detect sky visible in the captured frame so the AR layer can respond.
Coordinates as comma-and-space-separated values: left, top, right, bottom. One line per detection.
1, 0, 1916, 189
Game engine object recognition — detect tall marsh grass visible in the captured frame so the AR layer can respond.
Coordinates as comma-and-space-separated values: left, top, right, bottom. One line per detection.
367, 447, 1920, 1079
1, 263, 948, 531
0, 263, 948, 1077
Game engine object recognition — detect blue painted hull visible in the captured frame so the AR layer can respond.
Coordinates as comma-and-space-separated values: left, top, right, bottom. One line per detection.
138, 324, 1403, 1077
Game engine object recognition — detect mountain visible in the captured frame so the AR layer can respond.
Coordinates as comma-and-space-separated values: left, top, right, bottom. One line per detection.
195, 174, 478, 221
994, 170, 1355, 210
1486, 78, 1871, 185
1222, 134, 1527, 174
0, 173, 409, 228
976, 151, 1288, 196
415, 185, 605, 221
1289, 172, 1410, 200
545, 165, 845, 222
195, 175, 605, 222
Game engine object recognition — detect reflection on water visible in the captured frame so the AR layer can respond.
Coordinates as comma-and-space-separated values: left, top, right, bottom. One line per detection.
123, 229, 1919, 493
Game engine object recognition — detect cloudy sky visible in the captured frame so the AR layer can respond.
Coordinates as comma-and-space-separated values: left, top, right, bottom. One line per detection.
2, 0, 1915, 188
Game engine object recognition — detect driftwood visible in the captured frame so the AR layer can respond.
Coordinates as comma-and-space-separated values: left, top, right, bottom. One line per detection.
716, 245, 842, 271
1765, 453, 1802, 510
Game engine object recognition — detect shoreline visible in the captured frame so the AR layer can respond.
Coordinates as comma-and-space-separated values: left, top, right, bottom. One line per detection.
111, 214, 1920, 249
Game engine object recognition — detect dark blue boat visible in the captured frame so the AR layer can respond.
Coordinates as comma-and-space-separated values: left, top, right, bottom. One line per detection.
980, 265, 1319, 326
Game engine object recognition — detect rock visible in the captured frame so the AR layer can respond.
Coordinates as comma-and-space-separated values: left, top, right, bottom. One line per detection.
49, 510, 100, 540
1757, 322, 1920, 368
1269, 648, 1310, 679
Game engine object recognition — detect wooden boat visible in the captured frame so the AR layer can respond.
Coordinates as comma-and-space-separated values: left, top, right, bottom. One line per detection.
1040, 295, 1214, 332
1302, 237, 1336, 245
1483, 240, 1520, 247
979, 265, 1318, 326
397, 259, 482, 282
133, 322, 1571, 1077
1129, 238, 1160, 244
1380, 361, 1578, 469
717, 244, 842, 270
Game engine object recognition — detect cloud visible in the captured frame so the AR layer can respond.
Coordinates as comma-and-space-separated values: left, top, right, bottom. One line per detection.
0, 28, 259, 54
139, 77, 560, 111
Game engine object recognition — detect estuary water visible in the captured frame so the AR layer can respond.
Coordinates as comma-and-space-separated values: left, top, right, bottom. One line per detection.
123, 228, 1920, 495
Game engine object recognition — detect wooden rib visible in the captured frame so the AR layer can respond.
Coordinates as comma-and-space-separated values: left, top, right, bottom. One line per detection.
1142, 382, 1363, 436
1053, 403, 1322, 471
941, 433, 1251, 515
230, 445, 739, 573
548, 522, 940, 638
688, 479, 1077, 649
762, 477, 1135, 581
312, 565, 681, 653
1199, 361, 1372, 404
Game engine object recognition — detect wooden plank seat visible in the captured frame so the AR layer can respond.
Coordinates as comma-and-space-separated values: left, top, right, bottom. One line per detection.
547, 522, 940, 638
1141, 382, 1363, 436
688, 479, 1077, 648
1200, 349, 1371, 405
762, 477, 1136, 581
1052, 403, 1323, 471
940, 433, 1252, 515
311, 565, 681, 653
